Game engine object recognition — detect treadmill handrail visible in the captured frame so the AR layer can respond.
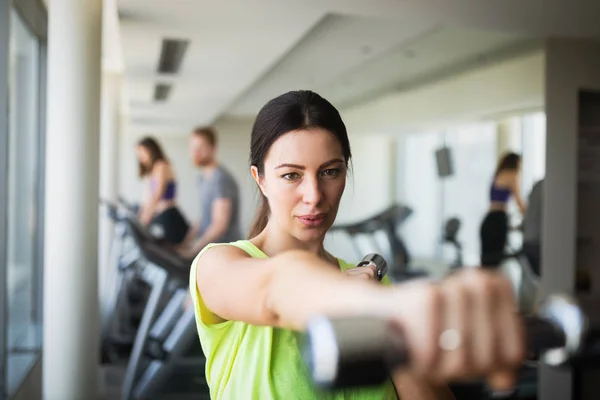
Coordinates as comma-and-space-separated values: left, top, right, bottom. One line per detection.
123, 216, 192, 281
331, 204, 414, 234
100, 197, 138, 223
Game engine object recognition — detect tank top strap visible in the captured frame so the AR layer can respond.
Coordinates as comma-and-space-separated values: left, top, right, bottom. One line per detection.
227, 240, 268, 258
337, 257, 355, 271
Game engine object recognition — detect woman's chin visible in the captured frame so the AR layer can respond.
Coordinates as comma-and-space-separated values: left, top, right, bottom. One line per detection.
295, 225, 330, 242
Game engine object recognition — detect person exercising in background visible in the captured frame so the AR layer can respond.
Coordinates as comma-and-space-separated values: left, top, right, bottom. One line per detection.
178, 127, 242, 259
480, 152, 527, 267
136, 136, 190, 245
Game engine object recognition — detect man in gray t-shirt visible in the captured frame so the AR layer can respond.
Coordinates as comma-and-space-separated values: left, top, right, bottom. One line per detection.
179, 126, 242, 258
197, 165, 241, 242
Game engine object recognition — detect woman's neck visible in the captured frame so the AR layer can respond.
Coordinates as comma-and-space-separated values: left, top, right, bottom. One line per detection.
252, 223, 333, 263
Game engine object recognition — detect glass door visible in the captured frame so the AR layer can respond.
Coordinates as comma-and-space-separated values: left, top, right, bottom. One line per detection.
3, 5, 46, 398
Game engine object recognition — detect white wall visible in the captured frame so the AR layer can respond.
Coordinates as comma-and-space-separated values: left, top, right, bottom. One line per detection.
341, 49, 545, 135
325, 133, 398, 263
336, 134, 397, 223
211, 116, 259, 235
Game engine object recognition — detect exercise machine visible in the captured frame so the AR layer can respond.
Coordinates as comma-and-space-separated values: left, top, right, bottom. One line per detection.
117, 195, 141, 215
500, 255, 541, 315
330, 204, 429, 282
100, 198, 150, 364
496, 255, 541, 399
120, 215, 208, 400
442, 217, 463, 270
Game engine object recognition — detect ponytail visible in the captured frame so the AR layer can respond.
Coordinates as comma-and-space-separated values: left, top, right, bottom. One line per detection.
248, 194, 270, 238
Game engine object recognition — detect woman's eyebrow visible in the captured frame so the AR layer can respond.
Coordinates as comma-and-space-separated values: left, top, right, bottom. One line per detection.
275, 158, 344, 170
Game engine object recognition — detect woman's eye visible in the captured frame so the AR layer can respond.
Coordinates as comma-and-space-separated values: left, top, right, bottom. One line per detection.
322, 168, 341, 178
282, 172, 301, 181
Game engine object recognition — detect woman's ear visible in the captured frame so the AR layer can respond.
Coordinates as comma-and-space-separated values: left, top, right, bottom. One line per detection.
250, 166, 267, 197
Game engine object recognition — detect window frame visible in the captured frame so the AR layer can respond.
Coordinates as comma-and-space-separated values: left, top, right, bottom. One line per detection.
0, 1, 11, 395
396, 111, 546, 267
0, 0, 47, 398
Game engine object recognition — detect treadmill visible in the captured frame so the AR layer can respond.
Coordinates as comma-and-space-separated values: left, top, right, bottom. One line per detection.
120, 216, 209, 400
331, 204, 428, 282
100, 199, 149, 364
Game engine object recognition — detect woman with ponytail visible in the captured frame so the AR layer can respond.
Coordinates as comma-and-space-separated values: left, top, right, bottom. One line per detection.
247, 195, 270, 239
479, 152, 527, 267
188, 90, 525, 400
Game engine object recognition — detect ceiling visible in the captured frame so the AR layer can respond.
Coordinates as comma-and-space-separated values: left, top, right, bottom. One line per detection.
115, 0, 600, 134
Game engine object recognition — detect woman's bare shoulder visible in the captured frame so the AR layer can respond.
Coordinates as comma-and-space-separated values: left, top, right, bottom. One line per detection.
198, 244, 252, 264
495, 170, 518, 186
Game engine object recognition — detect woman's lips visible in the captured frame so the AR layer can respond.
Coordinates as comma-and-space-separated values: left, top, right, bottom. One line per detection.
297, 214, 326, 227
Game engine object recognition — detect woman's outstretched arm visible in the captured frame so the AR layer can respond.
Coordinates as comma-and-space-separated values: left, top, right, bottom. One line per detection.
195, 246, 524, 389
195, 246, 387, 328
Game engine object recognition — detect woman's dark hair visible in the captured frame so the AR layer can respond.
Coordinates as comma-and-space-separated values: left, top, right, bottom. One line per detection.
494, 152, 521, 177
248, 90, 352, 238
137, 136, 167, 177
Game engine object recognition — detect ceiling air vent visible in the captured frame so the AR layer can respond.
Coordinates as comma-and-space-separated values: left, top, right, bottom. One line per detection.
157, 38, 190, 74
153, 83, 172, 101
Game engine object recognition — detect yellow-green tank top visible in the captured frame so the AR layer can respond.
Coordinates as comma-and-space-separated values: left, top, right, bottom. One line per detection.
189, 240, 398, 400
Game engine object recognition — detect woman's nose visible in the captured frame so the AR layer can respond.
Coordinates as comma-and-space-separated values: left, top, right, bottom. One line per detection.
301, 177, 323, 205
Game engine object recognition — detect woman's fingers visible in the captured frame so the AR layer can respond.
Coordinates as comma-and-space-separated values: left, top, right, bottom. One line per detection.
487, 273, 525, 392
462, 270, 497, 373
345, 265, 377, 281
487, 370, 518, 394
391, 281, 443, 377
495, 274, 525, 367
435, 278, 472, 381
393, 269, 525, 383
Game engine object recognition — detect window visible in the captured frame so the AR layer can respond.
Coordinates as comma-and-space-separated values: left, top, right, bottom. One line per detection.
400, 131, 444, 260
521, 112, 546, 196
4, 8, 45, 397
397, 114, 545, 269
442, 122, 498, 265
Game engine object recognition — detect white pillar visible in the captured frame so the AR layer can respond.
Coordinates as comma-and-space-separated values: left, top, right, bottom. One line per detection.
99, 74, 120, 205
43, 0, 103, 398
496, 117, 521, 157
98, 72, 121, 331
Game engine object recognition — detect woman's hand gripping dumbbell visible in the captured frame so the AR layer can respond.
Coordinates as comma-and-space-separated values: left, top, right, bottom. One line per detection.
301, 257, 600, 393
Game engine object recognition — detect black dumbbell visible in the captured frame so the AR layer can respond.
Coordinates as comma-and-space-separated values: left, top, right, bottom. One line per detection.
302, 293, 600, 390
356, 253, 388, 281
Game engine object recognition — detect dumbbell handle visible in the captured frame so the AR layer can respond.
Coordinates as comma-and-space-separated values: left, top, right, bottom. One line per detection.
303, 293, 594, 389
356, 253, 388, 281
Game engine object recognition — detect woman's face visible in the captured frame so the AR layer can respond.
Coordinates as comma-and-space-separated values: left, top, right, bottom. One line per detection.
252, 128, 347, 243
136, 145, 151, 166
